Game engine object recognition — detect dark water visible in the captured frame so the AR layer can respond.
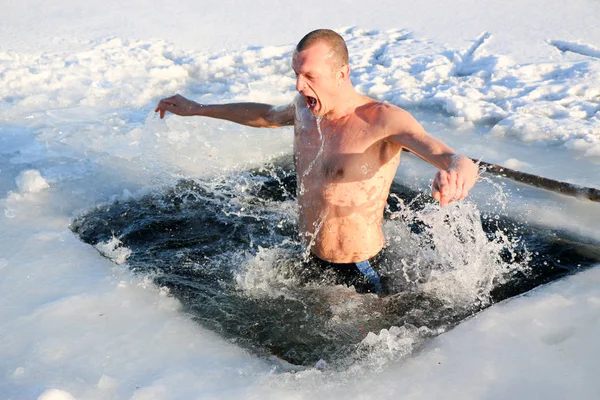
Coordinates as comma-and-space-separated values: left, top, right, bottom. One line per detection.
70, 156, 600, 367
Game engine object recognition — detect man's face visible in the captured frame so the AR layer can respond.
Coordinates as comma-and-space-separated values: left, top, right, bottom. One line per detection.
292, 42, 341, 117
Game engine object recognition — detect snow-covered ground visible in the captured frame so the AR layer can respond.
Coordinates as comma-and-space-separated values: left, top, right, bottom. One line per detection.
1, 1, 599, 399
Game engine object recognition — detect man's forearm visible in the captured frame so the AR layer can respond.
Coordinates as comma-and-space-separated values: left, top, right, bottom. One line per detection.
193, 102, 280, 128
424, 149, 474, 172
156, 94, 294, 126
402, 134, 458, 171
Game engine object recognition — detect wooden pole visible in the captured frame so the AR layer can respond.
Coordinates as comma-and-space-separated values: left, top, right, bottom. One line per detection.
473, 159, 600, 203
402, 149, 600, 203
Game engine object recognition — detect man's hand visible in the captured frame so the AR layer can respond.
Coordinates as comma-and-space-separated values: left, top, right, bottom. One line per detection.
432, 155, 478, 207
155, 94, 200, 119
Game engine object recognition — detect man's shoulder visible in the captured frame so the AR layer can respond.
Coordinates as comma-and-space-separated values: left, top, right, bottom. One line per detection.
359, 100, 423, 144
360, 100, 412, 127
376, 101, 410, 118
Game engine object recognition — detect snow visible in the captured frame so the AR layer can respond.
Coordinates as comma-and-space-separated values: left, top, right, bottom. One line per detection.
14, 170, 50, 193
549, 40, 600, 59
37, 389, 76, 400
1, 0, 599, 399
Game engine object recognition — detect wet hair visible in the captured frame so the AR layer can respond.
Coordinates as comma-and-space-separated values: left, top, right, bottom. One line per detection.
295, 29, 349, 69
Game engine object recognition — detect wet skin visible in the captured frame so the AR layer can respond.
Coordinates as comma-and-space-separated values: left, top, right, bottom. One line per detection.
293, 97, 402, 262
155, 40, 479, 263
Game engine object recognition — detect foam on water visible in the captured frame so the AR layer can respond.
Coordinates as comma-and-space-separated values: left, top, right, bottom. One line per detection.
385, 202, 516, 307
94, 236, 132, 266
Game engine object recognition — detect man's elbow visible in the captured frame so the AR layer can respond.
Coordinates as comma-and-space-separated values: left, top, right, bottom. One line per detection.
261, 118, 294, 128
247, 118, 284, 128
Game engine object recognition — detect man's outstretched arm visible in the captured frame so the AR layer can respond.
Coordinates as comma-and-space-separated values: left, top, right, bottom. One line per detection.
155, 94, 295, 128
386, 107, 479, 207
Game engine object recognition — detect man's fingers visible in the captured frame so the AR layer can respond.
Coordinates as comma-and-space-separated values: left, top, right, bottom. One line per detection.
432, 157, 479, 207
458, 173, 476, 200
459, 179, 469, 200
454, 175, 465, 200
154, 95, 182, 119
433, 169, 470, 207
432, 186, 441, 202
445, 170, 458, 201
159, 95, 177, 106
436, 170, 456, 206
431, 172, 445, 199
439, 195, 449, 207
465, 175, 476, 193
432, 172, 452, 207
158, 99, 173, 109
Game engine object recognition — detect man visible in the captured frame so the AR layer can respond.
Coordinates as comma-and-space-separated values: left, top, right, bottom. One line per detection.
155, 29, 478, 294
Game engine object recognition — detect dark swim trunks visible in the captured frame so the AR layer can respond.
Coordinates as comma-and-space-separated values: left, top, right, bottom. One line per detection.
301, 250, 388, 294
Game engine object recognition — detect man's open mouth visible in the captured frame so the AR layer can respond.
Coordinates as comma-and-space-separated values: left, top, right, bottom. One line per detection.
306, 96, 317, 109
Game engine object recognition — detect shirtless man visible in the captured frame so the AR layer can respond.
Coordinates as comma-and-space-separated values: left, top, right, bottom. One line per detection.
155, 29, 478, 293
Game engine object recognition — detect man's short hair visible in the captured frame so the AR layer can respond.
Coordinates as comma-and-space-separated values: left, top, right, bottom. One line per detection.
296, 29, 349, 69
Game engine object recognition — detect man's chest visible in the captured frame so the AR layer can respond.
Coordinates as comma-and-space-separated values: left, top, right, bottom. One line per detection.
293, 122, 398, 182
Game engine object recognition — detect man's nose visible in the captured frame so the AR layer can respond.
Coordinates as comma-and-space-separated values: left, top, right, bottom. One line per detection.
295, 76, 305, 92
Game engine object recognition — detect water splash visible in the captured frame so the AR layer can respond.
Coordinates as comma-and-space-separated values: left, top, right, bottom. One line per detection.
94, 236, 132, 265
71, 156, 600, 368
301, 208, 329, 261
383, 184, 530, 310
298, 116, 324, 196
297, 115, 328, 259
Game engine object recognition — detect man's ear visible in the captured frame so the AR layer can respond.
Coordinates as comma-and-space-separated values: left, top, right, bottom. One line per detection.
337, 64, 350, 85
